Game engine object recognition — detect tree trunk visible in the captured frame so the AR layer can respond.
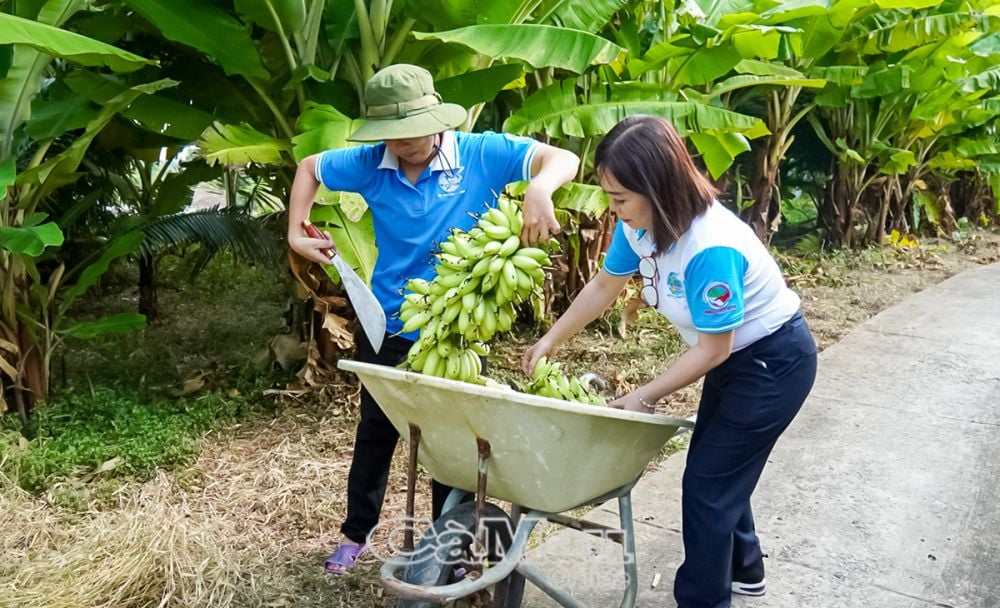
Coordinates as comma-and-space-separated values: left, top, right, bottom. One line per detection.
138, 254, 159, 323
820, 160, 850, 247
16, 321, 46, 422
743, 142, 781, 244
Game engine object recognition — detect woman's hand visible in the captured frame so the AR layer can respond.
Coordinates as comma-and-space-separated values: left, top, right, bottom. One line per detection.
289, 231, 336, 266
609, 389, 657, 413
522, 336, 556, 376
521, 183, 561, 245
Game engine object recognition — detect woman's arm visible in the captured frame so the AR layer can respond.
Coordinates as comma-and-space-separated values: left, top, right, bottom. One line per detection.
287, 154, 335, 265
521, 144, 580, 244
522, 270, 631, 373
611, 330, 734, 412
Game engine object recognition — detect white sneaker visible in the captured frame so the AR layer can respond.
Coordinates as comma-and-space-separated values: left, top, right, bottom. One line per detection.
731, 578, 766, 596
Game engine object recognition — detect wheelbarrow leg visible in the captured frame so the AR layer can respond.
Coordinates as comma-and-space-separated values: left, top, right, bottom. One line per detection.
618, 492, 638, 608
405, 424, 422, 552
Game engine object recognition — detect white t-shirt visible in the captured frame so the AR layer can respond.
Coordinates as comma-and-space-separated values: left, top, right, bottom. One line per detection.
603, 202, 800, 351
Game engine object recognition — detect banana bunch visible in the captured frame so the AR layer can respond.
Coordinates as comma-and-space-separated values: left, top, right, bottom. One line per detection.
520, 357, 606, 406
397, 197, 553, 383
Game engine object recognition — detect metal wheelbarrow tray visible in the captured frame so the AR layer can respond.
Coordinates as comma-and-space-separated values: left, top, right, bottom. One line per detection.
339, 360, 693, 608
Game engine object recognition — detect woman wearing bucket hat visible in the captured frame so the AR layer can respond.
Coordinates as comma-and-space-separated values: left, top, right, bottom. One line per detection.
286, 64, 580, 575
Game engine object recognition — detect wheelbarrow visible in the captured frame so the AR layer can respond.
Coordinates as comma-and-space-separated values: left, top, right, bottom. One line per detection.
338, 360, 693, 608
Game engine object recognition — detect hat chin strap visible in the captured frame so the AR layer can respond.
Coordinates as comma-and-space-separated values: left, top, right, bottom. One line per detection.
366, 93, 441, 119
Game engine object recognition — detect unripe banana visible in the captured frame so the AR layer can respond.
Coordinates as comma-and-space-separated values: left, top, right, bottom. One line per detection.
518, 247, 550, 264
457, 275, 481, 295
441, 298, 462, 325
481, 271, 498, 292
462, 292, 478, 313
511, 254, 542, 272
471, 257, 492, 277
485, 208, 510, 230
399, 306, 421, 323
424, 349, 441, 378
436, 270, 464, 289
515, 268, 533, 293
488, 256, 506, 277
437, 253, 468, 271
430, 293, 448, 316
407, 278, 432, 295
481, 307, 497, 340
452, 236, 476, 259
483, 240, 503, 256
445, 352, 462, 379
482, 224, 513, 241
501, 260, 518, 292
401, 311, 430, 333
498, 234, 520, 258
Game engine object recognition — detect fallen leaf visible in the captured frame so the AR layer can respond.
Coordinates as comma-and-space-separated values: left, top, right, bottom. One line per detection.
322, 312, 354, 350
96, 456, 124, 474
181, 376, 206, 395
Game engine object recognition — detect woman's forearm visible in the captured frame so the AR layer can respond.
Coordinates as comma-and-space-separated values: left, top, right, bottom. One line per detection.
287, 156, 320, 240
529, 146, 580, 195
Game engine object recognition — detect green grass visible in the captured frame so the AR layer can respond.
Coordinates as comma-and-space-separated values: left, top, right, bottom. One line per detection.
0, 387, 254, 493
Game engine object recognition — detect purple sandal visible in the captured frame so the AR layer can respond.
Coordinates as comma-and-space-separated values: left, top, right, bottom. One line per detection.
324, 543, 368, 575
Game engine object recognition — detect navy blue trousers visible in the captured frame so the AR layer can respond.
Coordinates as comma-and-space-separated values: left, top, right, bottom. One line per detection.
340, 331, 453, 544
674, 312, 817, 608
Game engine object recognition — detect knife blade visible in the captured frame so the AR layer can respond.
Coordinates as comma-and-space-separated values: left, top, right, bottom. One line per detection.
302, 220, 385, 353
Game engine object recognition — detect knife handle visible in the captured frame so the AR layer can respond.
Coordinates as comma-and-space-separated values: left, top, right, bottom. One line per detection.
302, 220, 335, 260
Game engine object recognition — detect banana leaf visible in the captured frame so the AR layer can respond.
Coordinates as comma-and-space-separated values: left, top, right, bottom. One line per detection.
291, 102, 360, 162
310, 190, 378, 286
534, 0, 627, 32
123, 0, 269, 79
199, 122, 292, 167
16, 79, 177, 203
413, 24, 626, 74
234, 0, 305, 34
504, 80, 769, 140
0, 12, 153, 72
0, 2, 152, 157
64, 71, 217, 141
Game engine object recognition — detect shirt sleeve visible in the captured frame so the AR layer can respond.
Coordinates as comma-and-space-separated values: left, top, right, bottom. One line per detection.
314, 146, 377, 192
478, 131, 540, 186
684, 246, 748, 333
602, 220, 641, 277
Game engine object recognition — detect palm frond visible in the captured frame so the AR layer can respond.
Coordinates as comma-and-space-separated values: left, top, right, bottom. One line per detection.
135, 207, 283, 274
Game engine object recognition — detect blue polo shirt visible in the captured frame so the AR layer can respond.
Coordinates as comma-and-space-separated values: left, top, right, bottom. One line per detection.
315, 130, 539, 337
603, 203, 800, 351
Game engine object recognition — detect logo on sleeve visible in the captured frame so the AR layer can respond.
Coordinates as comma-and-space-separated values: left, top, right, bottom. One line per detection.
666, 272, 685, 298
703, 282, 735, 314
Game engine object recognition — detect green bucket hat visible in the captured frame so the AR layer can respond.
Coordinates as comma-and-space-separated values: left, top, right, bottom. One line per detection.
347, 64, 468, 142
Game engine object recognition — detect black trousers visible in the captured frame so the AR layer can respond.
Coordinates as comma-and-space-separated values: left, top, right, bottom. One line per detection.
340, 331, 454, 544
674, 312, 818, 608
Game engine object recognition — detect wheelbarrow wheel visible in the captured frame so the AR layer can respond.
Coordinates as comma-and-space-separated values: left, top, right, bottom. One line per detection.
399, 502, 525, 608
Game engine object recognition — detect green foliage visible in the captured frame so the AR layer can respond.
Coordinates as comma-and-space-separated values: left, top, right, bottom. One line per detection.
0, 255, 290, 493
0, 386, 251, 493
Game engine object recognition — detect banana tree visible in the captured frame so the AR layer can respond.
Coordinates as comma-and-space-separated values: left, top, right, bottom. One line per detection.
1, 5, 161, 414
808, 5, 1000, 245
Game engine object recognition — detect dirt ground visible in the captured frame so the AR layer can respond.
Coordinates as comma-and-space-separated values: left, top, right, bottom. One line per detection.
4, 229, 999, 608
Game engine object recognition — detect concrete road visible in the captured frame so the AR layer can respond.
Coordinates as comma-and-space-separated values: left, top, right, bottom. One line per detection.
522, 262, 1000, 608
